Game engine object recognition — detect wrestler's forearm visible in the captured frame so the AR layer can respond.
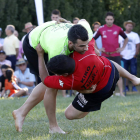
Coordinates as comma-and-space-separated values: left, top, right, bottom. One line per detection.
38, 55, 49, 83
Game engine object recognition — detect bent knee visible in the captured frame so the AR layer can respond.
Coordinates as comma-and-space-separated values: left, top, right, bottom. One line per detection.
65, 110, 74, 120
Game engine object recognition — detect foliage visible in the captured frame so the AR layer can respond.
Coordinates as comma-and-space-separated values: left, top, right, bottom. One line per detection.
0, 0, 140, 76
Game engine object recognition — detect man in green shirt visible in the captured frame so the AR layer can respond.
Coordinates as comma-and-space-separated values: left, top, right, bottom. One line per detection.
12, 19, 93, 133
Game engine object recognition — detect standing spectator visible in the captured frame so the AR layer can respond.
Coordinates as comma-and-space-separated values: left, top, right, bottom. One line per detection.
73, 17, 80, 24
22, 22, 36, 43
14, 30, 24, 60
93, 22, 102, 55
0, 28, 4, 50
94, 12, 128, 96
51, 9, 61, 21
3, 25, 19, 71
0, 50, 11, 76
14, 58, 35, 93
119, 20, 140, 92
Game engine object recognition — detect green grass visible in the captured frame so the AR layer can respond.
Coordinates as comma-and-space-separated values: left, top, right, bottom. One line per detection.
1, 92, 140, 140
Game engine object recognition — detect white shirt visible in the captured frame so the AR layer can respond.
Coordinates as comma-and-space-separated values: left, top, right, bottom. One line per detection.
14, 68, 35, 89
119, 31, 140, 60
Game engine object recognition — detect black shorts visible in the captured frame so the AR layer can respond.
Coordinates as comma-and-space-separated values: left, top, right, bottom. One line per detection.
72, 61, 119, 112
107, 56, 121, 65
23, 33, 53, 76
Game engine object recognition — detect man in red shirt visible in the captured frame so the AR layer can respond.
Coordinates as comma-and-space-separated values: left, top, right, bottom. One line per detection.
36, 39, 140, 121
94, 12, 128, 97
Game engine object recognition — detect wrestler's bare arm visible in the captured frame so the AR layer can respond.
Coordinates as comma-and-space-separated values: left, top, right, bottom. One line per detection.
36, 44, 49, 83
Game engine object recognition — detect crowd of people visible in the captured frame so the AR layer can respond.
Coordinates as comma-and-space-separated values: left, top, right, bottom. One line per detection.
0, 9, 139, 98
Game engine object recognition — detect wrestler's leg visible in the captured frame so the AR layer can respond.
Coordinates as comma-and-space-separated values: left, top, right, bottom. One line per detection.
12, 82, 46, 132
65, 103, 89, 120
111, 60, 140, 86
43, 88, 66, 134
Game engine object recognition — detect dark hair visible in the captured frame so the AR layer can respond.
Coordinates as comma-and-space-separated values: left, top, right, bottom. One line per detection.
1, 64, 11, 70
68, 25, 88, 44
47, 55, 75, 75
51, 9, 61, 16
6, 68, 14, 82
106, 12, 114, 18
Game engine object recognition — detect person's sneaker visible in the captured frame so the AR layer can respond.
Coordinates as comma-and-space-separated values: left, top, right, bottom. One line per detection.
124, 86, 129, 92
3, 90, 10, 98
132, 86, 138, 92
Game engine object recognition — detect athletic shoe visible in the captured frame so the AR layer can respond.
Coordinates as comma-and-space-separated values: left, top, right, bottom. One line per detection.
132, 86, 138, 92
124, 86, 129, 92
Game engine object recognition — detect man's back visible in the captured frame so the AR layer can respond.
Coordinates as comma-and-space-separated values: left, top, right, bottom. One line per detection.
29, 20, 93, 59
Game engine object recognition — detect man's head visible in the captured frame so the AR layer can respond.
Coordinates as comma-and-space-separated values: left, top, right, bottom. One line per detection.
22, 22, 35, 33
1, 64, 11, 77
51, 9, 61, 21
73, 17, 80, 24
6, 68, 14, 82
47, 55, 75, 76
124, 20, 135, 33
68, 25, 89, 54
5, 25, 15, 36
0, 50, 6, 62
14, 30, 19, 37
105, 12, 114, 27
92, 22, 101, 32
16, 58, 27, 72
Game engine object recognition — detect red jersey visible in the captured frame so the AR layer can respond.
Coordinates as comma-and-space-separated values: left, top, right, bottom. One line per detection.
94, 24, 127, 57
44, 39, 112, 93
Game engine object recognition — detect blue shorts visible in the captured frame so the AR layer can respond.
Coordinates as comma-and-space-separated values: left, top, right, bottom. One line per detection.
72, 61, 119, 112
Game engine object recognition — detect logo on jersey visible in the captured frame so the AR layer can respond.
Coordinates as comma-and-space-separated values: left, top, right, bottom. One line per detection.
107, 30, 112, 32
113, 31, 117, 35
59, 80, 64, 87
102, 31, 107, 38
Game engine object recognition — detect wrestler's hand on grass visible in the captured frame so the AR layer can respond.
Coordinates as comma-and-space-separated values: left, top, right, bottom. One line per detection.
77, 84, 97, 94
56, 18, 71, 24
36, 44, 44, 56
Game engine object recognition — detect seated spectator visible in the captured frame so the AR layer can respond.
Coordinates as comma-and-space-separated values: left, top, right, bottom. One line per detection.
0, 50, 11, 76
14, 30, 24, 60
73, 17, 80, 24
2, 68, 28, 97
14, 58, 35, 93
0, 64, 11, 97
0, 28, 4, 50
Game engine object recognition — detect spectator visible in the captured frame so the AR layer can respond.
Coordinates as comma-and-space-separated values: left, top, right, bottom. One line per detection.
119, 20, 140, 92
73, 17, 80, 24
0, 28, 4, 50
93, 22, 102, 55
0, 64, 11, 97
51, 9, 61, 21
14, 58, 35, 93
0, 50, 11, 76
94, 12, 128, 96
3, 25, 19, 71
14, 30, 24, 60
2, 68, 28, 97
21, 22, 36, 43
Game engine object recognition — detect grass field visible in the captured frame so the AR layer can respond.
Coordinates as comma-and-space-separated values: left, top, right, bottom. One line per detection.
1, 91, 140, 140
